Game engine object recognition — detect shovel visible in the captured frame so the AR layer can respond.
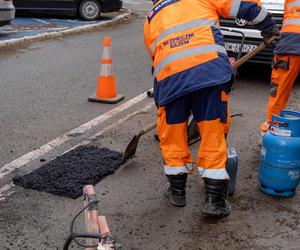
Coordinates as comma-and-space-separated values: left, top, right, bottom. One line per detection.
122, 121, 157, 161
122, 39, 271, 162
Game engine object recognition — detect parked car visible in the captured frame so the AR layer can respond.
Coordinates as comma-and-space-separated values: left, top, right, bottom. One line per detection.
0, 0, 15, 26
220, 0, 284, 64
13, 0, 122, 21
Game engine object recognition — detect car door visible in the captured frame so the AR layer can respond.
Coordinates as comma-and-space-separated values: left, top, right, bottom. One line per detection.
13, 0, 47, 9
44, 0, 76, 10
13, 0, 75, 10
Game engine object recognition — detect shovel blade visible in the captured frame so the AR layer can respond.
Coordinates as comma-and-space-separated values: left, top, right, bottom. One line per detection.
122, 134, 140, 162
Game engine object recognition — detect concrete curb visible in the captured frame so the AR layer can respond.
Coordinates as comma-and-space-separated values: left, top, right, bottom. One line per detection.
0, 9, 133, 49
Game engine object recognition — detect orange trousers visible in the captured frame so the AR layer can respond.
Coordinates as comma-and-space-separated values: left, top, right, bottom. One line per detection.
157, 84, 230, 180
261, 54, 300, 132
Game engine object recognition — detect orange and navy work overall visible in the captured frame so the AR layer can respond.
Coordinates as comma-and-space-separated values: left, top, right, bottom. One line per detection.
144, 0, 277, 179
262, 0, 300, 132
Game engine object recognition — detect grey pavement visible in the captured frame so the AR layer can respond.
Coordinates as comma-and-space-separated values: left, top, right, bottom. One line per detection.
0, 10, 151, 168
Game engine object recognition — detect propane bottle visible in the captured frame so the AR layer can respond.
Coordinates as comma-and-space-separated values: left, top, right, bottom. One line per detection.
258, 110, 300, 197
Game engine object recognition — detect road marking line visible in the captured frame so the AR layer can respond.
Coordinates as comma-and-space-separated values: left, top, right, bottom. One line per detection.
0, 89, 152, 180
93, 101, 154, 138
61, 101, 155, 154
0, 183, 14, 201
65, 19, 96, 24
21, 28, 68, 32
0, 102, 155, 200
32, 18, 51, 25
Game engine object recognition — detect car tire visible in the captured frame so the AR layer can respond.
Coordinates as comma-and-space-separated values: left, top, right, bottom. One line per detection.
79, 0, 102, 21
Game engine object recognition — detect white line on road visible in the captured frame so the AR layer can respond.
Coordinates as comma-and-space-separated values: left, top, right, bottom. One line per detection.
0, 89, 152, 180
22, 28, 68, 32
32, 18, 51, 25
92, 101, 154, 139
0, 102, 155, 200
64, 19, 97, 24
0, 183, 14, 201
60, 101, 155, 155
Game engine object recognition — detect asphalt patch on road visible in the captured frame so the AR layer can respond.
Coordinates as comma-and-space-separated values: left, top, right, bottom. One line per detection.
13, 146, 123, 199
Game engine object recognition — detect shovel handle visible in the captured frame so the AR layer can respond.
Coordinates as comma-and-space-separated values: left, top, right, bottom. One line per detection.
231, 36, 276, 71
232, 42, 266, 71
140, 121, 157, 135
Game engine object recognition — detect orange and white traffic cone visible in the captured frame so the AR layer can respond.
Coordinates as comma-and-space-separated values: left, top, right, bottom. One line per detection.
88, 36, 124, 104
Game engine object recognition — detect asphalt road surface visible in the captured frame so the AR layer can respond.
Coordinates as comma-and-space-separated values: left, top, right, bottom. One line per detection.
1, 1, 300, 249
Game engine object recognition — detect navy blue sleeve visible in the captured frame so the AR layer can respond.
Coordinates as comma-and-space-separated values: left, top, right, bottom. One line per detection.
256, 12, 277, 33
237, 1, 277, 33
237, 2, 261, 20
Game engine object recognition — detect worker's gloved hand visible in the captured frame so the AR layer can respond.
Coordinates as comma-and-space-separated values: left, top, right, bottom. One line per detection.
261, 27, 281, 48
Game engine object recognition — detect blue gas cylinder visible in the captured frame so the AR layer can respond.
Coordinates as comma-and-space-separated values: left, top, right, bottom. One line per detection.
258, 110, 300, 197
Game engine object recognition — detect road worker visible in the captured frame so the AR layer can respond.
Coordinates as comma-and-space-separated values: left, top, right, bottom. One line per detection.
144, 0, 279, 216
261, 0, 300, 135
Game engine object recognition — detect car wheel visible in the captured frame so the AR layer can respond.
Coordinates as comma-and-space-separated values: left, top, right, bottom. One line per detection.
79, 0, 102, 21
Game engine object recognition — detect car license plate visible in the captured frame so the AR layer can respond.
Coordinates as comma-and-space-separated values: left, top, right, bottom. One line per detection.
225, 42, 257, 53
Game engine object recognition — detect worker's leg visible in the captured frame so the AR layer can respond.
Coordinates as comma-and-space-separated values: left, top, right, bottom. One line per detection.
261, 55, 300, 133
157, 94, 193, 207
191, 83, 231, 216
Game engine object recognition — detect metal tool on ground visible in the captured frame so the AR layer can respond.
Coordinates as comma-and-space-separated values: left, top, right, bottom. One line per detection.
122, 37, 273, 162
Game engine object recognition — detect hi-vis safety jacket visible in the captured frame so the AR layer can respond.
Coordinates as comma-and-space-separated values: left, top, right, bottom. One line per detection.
275, 0, 300, 55
144, 0, 277, 105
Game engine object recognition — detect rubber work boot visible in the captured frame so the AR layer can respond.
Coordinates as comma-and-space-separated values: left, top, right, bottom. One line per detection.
165, 173, 188, 207
202, 178, 231, 217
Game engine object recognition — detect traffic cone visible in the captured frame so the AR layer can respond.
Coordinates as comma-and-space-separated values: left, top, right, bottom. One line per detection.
88, 36, 124, 104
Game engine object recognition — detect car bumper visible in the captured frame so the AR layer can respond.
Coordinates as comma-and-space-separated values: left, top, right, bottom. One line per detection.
0, 7, 15, 22
102, 0, 123, 12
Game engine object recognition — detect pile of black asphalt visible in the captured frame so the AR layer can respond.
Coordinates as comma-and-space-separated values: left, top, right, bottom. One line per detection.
13, 146, 123, 199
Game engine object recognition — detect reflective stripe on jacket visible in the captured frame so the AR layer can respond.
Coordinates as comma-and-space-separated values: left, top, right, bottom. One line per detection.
275, 0, 300, 55
144, 0, 277, 105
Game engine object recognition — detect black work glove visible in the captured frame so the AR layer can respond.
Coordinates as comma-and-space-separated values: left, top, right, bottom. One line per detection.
261, 27, 281, 48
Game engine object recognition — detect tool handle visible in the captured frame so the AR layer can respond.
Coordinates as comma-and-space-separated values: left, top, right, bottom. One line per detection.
140, 121, 157, 135
232, 42, 266, 70
232, 36, 277, 70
